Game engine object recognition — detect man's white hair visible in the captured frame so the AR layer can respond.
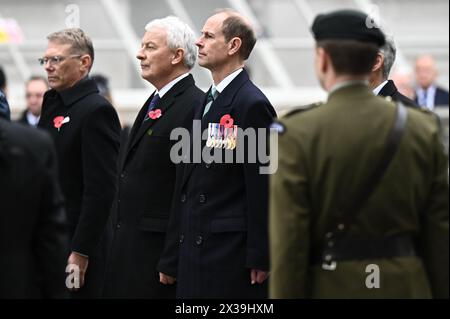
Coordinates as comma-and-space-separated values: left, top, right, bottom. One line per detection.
380, 35, 396, 80
145, 16, 197, 69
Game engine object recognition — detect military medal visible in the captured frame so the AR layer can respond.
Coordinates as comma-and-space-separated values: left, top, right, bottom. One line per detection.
207, 115, 237, 149
212, 123, 220, 148
206, 123, 214, 148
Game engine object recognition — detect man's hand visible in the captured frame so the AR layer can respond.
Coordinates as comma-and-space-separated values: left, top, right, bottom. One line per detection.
159, 272, 176, 285
67, 252, 89, 290
250, 269, 268, 284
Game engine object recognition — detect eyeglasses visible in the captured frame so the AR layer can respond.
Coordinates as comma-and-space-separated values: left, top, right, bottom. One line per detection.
38, 55, 81, 66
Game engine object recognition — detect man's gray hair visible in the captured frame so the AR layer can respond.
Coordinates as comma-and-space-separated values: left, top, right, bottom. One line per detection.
47, 28, 94, 69
379, 35, 396, 80
145, 16, 197, 69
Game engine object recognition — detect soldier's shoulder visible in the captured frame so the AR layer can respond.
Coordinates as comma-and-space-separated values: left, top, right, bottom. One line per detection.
270, 102, 323, 135
283, 102, 324, 119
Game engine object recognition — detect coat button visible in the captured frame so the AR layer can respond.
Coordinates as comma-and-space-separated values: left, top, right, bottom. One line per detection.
181, 194, 187, 203
195, 235, 203, 245
116, 221, 122, 229
179, 234, 184, 244
120, 172, 125, 179
199, 194, 206, 203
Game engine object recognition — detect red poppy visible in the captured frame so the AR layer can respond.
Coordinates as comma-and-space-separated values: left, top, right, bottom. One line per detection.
148, 108, 162, 120
53, 116, 65, 129
220, 114, 234, 128
53, 116, 70, 130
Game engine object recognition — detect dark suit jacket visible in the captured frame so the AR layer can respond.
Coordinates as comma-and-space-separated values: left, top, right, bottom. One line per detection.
435, 87, 449, 106
37, 78, 120, 297
0, 90, 10, 121
378, 80, 419, 108
174, 70, 276, 298
0, 118, 69, 298
414, 86, 449, 108
102, 74, 204, 298
17, 110, 31, 126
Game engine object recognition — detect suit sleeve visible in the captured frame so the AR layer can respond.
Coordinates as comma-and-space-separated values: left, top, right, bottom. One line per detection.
35, 134, 70, 298
241, 100, 276, 271
157, 162, 185, 277
269, 119, 311, 298
420, 125, 449, 299
71, 105, 121, 256
157, 98, 199, 277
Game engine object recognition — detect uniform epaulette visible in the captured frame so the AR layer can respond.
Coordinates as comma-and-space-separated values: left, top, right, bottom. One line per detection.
270, 102, 323, 135
416, 106, 433, 114
282, 102, 323, 119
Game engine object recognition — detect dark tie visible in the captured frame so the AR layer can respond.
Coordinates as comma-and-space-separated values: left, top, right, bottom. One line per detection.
202, 87, 218, 117
143, 93, 160, 121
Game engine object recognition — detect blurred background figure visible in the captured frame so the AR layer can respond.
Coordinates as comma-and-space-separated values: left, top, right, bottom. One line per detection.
91, 73, 131, 149
415, 54, 449, 109
91, 73, 113, 104
0, 66, 11, 121
391, 72, 416, 100
17, 76, 48, 127
1, 117, 69, 298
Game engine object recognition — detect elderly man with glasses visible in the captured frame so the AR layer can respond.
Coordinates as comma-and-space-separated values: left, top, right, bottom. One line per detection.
37, 28, 121, 299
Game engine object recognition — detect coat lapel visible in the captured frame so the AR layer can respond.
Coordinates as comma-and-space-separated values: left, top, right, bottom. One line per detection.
378, 80, 397, 98
124, 74, 196, 165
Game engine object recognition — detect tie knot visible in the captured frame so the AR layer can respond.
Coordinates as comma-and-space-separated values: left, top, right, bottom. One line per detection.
206, 87, 218, 104
150, 93, 160, 107
147, 93, 160, 113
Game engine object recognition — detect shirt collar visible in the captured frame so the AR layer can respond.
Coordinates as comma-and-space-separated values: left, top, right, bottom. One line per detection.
372, 80, 389, 95
156, 73, 190, 98
26, 111, 40, 126
214, 68, 243, 94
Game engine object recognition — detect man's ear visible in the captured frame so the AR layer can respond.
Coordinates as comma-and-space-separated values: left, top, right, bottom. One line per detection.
228, 37, 242, 56
171, 48, 185, 65
316, 47, 327, 73
80, 55, 92, 72
372, 52, 384, 72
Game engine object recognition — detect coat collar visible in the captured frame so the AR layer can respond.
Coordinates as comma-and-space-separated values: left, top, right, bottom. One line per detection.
125, 74, 196, 160
45, 77, 99, 107
378, 80, 398, 97
199, 69, 250, 124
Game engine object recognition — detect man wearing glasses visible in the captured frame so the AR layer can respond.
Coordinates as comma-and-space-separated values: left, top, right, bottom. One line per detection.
37, 28, 121, 298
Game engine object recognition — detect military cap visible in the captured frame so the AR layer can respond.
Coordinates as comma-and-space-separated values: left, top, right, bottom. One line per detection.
311, 9, 385, 46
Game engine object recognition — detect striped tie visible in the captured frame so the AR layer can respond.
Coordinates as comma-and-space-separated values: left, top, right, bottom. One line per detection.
202, 87, 218, 117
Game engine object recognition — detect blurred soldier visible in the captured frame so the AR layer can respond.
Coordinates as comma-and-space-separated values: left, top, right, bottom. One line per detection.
102, 16, 204, 298
414, 54, 449, 109
270, 9, 448, 298
18, 76, 49, 127
369, 36, 419, 108
1, 117, 69, 298
37, 28, 121, 298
